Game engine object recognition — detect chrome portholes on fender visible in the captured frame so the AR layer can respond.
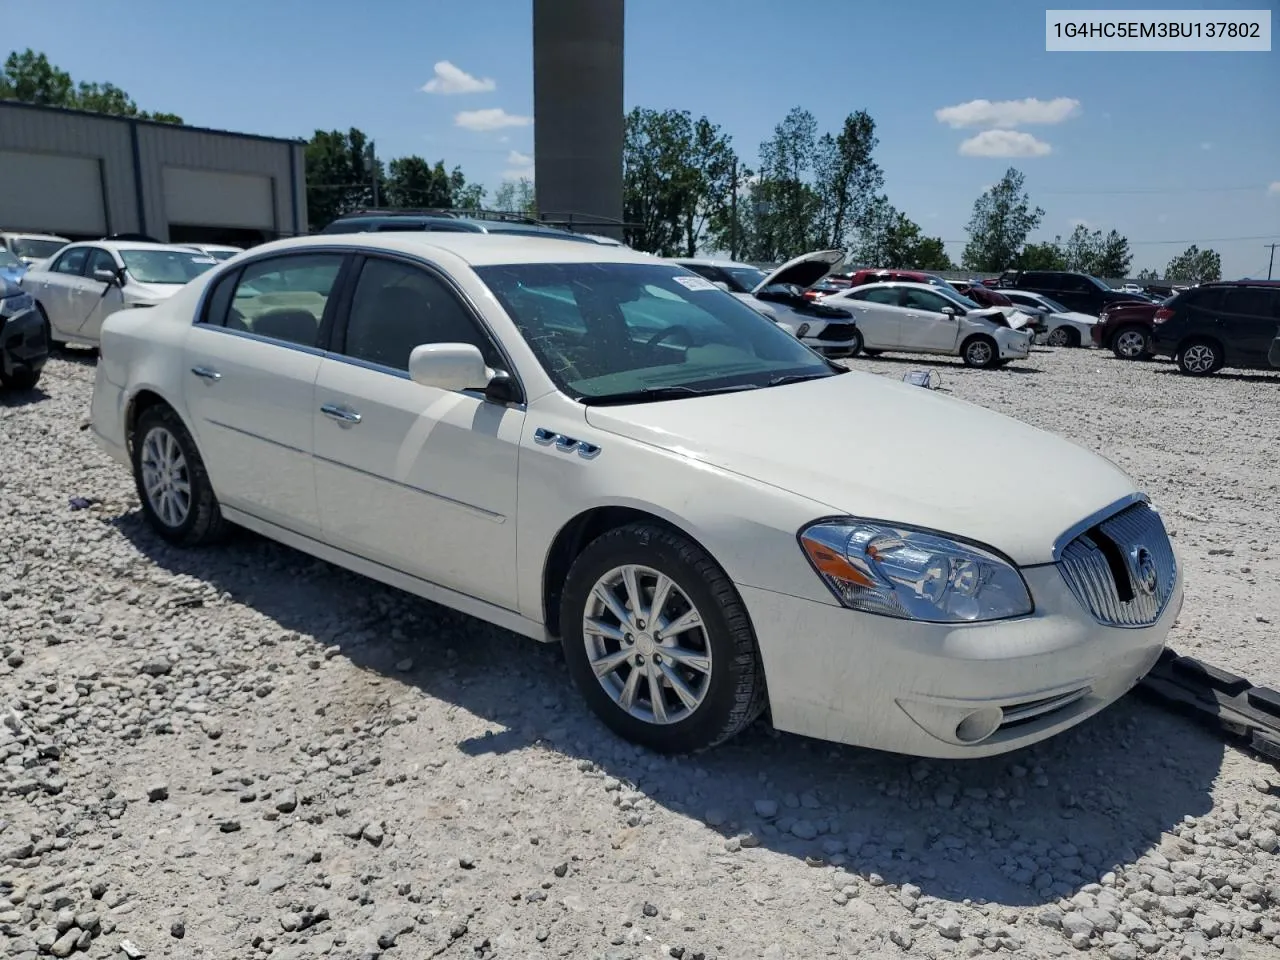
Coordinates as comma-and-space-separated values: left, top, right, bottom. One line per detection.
534, 427, 601, 459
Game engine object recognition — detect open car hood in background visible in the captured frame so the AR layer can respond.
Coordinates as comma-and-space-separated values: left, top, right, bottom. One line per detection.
752, 249, 845, 294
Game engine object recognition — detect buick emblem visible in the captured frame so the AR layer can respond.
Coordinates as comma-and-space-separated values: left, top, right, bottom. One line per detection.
1132, 547, 1158, 595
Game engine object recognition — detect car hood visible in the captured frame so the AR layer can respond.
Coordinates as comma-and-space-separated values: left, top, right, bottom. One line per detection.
124, 280, 184, 302
752, 249, 845, 294
1052, 311, 1099, 325
582, 373, 1136, 565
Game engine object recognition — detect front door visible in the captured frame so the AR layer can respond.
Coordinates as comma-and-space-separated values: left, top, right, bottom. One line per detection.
898, 288, 962, 352
35, 246, 91, 339
75, 247, 126, 341
182, 251, 348, 538
312, 254, 524, 610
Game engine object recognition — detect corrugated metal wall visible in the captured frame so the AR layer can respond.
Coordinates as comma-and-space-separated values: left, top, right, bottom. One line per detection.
0, 102, 306, 243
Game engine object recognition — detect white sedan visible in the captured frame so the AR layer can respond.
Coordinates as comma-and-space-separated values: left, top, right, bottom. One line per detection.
671, 251, 864, 358
1000, 289, 1099, 347
22, 241, 219, 348
90, 233, 1180, 758
822, 282, 1033, 368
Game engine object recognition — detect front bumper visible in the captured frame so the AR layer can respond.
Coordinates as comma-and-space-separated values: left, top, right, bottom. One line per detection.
996, 334, 1032, 359
0, 304, 48, 379
741, 560, 1182, 759
806, 336, 861, 358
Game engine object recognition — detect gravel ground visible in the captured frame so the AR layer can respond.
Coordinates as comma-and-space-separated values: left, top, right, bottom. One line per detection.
1, 346, 1277, 960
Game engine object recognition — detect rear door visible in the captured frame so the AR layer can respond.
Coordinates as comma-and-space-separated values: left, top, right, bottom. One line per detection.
844, 286, 905, 348
1215, 287, 1280, 368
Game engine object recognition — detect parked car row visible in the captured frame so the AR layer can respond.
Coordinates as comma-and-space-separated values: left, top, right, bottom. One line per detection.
82, 228, 1183, 758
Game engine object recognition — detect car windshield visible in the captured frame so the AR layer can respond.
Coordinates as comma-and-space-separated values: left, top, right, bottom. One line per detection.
0, 249, 22, 269
1038, 295, 1070, 313
10, 237, 65, 260
474, 261, 837, 403
1084, 274, 1111, 291
935, 285, 982, 311
208, 249, 241, 261
721, 266, 769, 292
120, 249, 218, 284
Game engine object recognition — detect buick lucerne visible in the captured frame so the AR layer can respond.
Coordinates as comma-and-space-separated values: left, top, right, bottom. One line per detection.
90, 234, 1182, 757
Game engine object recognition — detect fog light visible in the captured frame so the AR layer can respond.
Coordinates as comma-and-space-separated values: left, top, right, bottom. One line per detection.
955, 707, 1004, 744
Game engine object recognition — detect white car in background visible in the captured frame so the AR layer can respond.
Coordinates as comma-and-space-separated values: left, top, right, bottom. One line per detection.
88, 232, 1180, 758
1000, 289, 1099, 348
671, 251, 864, 358
179, 243, 245, 262
821, 281, 1032, 368
0, 231, 70, 267
22, 241, 219, 348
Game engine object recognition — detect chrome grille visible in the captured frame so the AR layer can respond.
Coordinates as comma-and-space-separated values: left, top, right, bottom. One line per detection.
1057, 501, 1176, 628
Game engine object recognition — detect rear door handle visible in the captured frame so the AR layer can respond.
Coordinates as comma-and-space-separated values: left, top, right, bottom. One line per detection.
321, 403, 362, 424
190, 366, 222, 381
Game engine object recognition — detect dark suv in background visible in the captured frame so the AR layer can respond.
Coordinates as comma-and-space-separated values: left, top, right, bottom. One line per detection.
1149, 281, 1280, 376
995, 270, 1149, 316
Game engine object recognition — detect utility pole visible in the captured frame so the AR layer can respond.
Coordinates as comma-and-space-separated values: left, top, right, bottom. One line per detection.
368, 140, 380, 207
1265, 242, 1278, 281
729, 158, 739, 261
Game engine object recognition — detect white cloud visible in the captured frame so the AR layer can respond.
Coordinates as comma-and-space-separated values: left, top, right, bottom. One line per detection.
422, 61, 496, 95
936, 97, 1081, 129
501, 149, 534, 180
506, 150, 533, 167
1268, 181, 1280, 196
958, 130, 1053, 158
454, 108, 533, 131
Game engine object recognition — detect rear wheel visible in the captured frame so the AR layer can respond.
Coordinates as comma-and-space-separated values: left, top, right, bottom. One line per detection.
559, 523, 767, 754
1177, 339, 1221, 376
1111, 325, 1149, 360
1046, 325, 1080, 347
961, 335, 1000, 369
131, 404, 227, 546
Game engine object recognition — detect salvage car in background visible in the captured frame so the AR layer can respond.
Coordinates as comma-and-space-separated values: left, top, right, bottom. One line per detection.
22, 241, 219, 348
673, 251, 863, 357
1000, 290, 1098, 347
179, 243, 245, 262
821, 281, 1032, 368
0, 231, 69, 268
90, 232, 1180, 758
0, 277, 48, 389
995, 269, 1149, 317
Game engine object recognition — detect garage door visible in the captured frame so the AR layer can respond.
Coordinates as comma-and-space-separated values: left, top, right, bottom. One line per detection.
0, 150, 106, 235
163, 168, 275, 230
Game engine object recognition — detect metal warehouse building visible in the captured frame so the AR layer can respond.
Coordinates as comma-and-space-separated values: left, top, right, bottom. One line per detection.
0, 101, 306, 247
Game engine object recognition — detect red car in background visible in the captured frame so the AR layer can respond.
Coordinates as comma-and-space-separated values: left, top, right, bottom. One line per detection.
1092, 299, 1162, 359
841, 268, 953, 289
950, 280, 1014, 308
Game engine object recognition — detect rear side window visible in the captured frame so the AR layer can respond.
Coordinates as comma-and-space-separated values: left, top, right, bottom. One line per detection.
224, 254, 346, 347
1219, 287, 1275, 318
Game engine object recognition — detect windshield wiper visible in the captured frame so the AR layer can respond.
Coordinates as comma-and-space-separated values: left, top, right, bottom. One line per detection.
765, 370, 842, 388
580, 384, 754, 406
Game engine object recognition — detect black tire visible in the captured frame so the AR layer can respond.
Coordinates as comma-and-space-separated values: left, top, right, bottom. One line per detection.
1111, 325, 1150, 360
846, 328, 863, 357
0, 366, 40, 390
131, 404, 227, 546
1046, 325, 1080, 348
961, 335, 1000, 369
862, 348, 883, 357
559, 522, 767, 754
1177, 338, 1221, 377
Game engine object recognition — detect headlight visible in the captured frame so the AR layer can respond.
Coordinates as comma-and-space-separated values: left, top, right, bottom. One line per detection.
796, 323, 811, 338
798, 519, 1033, 623
0, 292, 34, 318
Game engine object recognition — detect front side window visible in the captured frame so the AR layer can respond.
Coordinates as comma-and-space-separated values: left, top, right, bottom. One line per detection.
85, 248, 118, 278
120, 249, 218, 285
902, 289, 949, 312
53, 248, 89, 275
225, 254, 345, 347
341, 257, 500, 371
475, 262, 834, 402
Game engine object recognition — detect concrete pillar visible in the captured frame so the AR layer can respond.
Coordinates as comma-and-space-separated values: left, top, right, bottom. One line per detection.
532, 0, 624, 238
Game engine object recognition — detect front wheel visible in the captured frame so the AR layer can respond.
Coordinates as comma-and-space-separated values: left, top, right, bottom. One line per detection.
961, 335, 1000, 369
559, 523, 767, 753
132, 404, 227, 546
1046, 326, 1080, 348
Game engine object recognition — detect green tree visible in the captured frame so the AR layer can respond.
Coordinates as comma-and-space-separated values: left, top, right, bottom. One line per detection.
1016, 241, 1068, 270
305, 128, 380, 230
850, 198, 952, 269
0, 49, 182, 123
910, 236, 955, 271
493, 178, 537, 215
1095, 230, 1133, 278
378, 156, 485, 210
622, 108, 740, 256
812, 111, 883, 251
749, 107, 821, 261
1061, 225, 1133, 278
1136, 267, 1159, 281
961, 168, 1044, 271
1165, 245, 1222, 283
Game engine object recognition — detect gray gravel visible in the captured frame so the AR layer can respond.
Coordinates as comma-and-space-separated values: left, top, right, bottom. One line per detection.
1, 347, 1277, 960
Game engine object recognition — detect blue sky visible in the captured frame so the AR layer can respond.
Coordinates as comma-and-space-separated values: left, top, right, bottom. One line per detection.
8, 0, 1279, 276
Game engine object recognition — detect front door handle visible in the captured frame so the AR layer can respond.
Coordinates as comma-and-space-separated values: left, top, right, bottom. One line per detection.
321, 403, 362, 424
190, 366, 222, 381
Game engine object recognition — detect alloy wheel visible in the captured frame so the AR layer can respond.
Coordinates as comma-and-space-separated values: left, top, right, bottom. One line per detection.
1115, 330, 1147, 358
1047, 327, 1071, 347
582, 564, 713, 725
966, 340, 993, 367
1182, 344, 1217, 374
140, 426, 192, 528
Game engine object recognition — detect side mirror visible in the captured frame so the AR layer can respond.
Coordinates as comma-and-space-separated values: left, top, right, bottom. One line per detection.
940, 306, 958, 317
93, 268, 118, 285
408, 342, 490, 392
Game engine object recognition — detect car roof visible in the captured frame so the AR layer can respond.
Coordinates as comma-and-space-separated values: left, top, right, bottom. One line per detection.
851, 281, 959, 292
62, 240, 209, 254
5, 231, 69, 241
242, 232, 661, 268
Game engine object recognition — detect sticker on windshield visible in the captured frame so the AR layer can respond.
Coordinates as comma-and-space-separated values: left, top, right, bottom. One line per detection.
189, 256, 217, 264
672, 275, 717, 292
